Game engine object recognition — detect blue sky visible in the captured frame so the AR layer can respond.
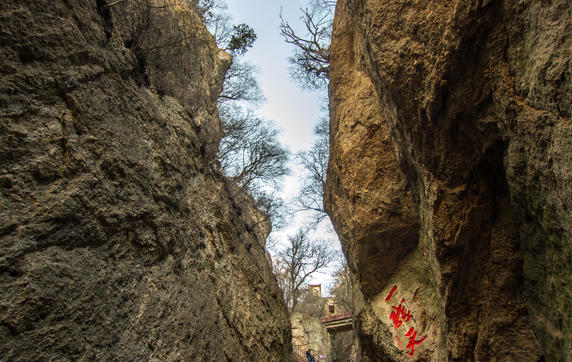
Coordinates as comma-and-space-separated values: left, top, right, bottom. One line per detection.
224, 0, 340, 293
225, 0, 325, 152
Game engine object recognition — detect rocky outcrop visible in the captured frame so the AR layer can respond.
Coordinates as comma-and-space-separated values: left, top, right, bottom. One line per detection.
0, 0, 291, 360
325, 0, 570, 360
291, 312, 331, 361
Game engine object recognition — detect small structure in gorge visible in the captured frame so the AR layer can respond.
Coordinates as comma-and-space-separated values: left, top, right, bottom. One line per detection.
291, 284, 357, 362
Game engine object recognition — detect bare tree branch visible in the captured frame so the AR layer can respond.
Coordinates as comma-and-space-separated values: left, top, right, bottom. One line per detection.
275, 230, 337, 311
218, 62, 264, 105
280, 1, 335, 89
292, 117, 329, 230
330, 259, 353, 312
218, 107, 289, 195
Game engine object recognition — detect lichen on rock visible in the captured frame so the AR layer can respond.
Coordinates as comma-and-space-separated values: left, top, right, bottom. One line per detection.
0, 0, 291, 360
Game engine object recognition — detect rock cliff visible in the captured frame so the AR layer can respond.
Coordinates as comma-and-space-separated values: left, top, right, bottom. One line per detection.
291, 311, 331, 360
325, 0, 570, 360
0, 0, 291, 360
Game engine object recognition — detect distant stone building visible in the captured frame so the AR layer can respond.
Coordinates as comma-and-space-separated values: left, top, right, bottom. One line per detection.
324, 297, 344, 317
304, 284, 347, 317
291, 284, 355, 361
308, 283, 322, 297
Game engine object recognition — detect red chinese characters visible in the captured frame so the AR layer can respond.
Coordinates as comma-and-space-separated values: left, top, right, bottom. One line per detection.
385, 285, 427, 357
385, 285, 397, 302
405, 327, 427, 356
389, 299, 411, 328
385, 285, 398, 302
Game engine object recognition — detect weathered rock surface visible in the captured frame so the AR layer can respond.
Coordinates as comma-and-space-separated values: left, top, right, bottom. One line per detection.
0, 0, 291, 360
325, 0, 570, 360
291, 312, 331, 361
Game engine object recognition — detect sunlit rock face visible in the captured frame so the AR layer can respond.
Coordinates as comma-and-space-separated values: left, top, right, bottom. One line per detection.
325, 0, 571, 360
0, 0, 291, 360
291, 312, 331, 359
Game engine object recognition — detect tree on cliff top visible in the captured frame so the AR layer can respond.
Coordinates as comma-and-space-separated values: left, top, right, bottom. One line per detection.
218, 107, 289, 193
280, 0, 336, 89
275, 229, 337, 311
203, 2, 288, 231
193, 0, 256, 55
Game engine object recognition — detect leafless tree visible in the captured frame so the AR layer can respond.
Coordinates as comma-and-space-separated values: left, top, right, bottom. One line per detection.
218, 106, 289, 194
330, 259, 353, 312
190, 0, 226, 24
192, 1, 286, 232
276, 229, 337, 311
217, 76, 285, 231
314, 0, 337, 7
273, 258, 291, 302
250, 188, 288, 231
218, 62, 264, 105
205, 9, 233, 45
293, 117, 329, 229
280, 0, 336, 89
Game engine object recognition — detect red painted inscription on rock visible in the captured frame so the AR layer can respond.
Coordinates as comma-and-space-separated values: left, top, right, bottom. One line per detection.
385, 285, 427, 357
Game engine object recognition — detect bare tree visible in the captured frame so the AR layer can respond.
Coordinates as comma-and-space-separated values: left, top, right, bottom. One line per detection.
276, 229, 337, 311
195, 2, 287, 232
250, 188, 288, 231
218, 106, 289, 193
205, 10, 233, 46
330, 259, 353, 312
293, 117, 329, 229
280, 0, 336, 89
218, 62, 264, 105
272, 258, 291, 303
190, 0, 226, 25
314, 0, 337, 7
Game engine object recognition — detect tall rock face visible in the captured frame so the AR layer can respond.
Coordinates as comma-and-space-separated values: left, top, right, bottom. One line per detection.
325, 0, 570, 360
0, 0, 291, 360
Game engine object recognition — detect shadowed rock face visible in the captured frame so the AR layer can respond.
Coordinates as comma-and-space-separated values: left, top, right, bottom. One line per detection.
0, 0, 291, 360
325, 0, 570, 360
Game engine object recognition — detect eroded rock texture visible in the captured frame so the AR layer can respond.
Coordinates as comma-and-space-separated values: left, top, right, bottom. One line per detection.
0, 0, 291, 360
325, 0, 570, 360
291, 312, 331, 359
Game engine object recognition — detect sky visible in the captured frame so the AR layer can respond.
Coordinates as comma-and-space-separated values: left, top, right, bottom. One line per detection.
223, 0, 341, 293
225, 0, 324, 152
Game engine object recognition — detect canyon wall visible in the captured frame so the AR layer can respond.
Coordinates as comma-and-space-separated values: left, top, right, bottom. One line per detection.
291, 312, 331, 360
325, 0, 570, 360
0, 0, 291, 360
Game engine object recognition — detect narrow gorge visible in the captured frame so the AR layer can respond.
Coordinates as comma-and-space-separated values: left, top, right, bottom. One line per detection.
1, 0, 570, 361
